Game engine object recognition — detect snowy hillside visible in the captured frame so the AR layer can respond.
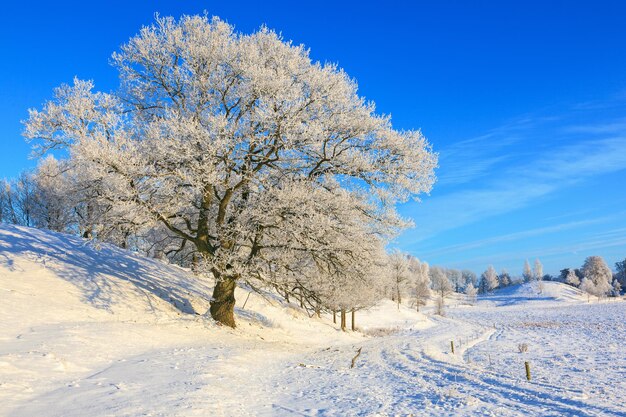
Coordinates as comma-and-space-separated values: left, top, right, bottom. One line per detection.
479, 281, 588, 307
1, 225, 625, 416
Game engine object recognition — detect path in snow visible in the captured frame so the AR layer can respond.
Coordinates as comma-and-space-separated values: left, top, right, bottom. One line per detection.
5, 294, 625, 416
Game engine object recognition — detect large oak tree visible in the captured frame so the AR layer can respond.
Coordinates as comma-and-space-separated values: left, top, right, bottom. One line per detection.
24, 15, 437, 327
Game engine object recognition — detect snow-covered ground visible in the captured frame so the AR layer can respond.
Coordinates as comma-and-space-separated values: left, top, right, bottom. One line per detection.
1, 224, 624, 416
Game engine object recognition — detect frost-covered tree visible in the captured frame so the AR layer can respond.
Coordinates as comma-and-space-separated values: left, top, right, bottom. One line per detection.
430, 266, 452, 299
579, 278, 595, 302
533, 259, 543, 282
1, 160, 83, 234
33, 155, 144, 246
498, 269, 511, 287
408, 256, 430, 311
462, 269, 477, 290
0, 185, 6, 224
23, 15, 437, 327
446, 268, 463, 293
581, 256, 612, 298
387, 251, 410, 309
523, 259, 532, 283
0, 180, 15, 224
306, 249, 384, 330
30, 157, 73, 232
615, 259, 626, 288
565, 268, 580, 287
1, 172, 40, 227
610, 279, 622, 297
481, 265, 499, 293
465, 282, 477, 305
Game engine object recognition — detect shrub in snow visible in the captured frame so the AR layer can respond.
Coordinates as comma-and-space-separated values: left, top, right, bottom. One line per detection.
363, 327, 402, 337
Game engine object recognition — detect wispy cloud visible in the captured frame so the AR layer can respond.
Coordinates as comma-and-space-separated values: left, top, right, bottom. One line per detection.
435, 117, 543, 187
446, 229, 626, 273
416, 216, 616, 259
562, 119, 626, 134
523, 136, 626, 181
403, 106, 626, 242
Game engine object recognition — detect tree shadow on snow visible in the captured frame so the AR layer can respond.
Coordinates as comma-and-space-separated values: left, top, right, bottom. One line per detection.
0, 224, 212, 316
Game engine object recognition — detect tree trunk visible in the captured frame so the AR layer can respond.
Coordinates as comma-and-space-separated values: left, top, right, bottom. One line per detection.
396, 283, 401, 310
340, 309, 346, 331
351, 309, 355, 331
333, 309, 336, 324
210, 278, 237, 328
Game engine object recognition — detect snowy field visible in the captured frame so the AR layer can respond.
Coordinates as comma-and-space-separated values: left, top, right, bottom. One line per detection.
1, 224, 624, 416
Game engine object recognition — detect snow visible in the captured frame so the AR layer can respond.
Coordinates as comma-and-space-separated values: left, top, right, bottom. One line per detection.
1, 224, 625, 416
351, 300, 433, 334
479, 281, 588, 306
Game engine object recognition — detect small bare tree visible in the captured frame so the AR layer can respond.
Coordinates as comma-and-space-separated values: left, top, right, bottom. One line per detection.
430, 266, 452, 316
409, 257, 430, 311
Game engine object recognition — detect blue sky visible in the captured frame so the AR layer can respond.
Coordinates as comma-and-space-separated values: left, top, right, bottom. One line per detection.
1, 1, 626, 275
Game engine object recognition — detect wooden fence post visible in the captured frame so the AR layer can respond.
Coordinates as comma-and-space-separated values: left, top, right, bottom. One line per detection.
450, 340, 455, 354
525, 361, 531, 381
350, 347, 362, 369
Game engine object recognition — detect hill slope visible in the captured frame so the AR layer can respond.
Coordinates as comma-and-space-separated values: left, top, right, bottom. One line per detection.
0, 225, 375, 416
1, 225, 623, 416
